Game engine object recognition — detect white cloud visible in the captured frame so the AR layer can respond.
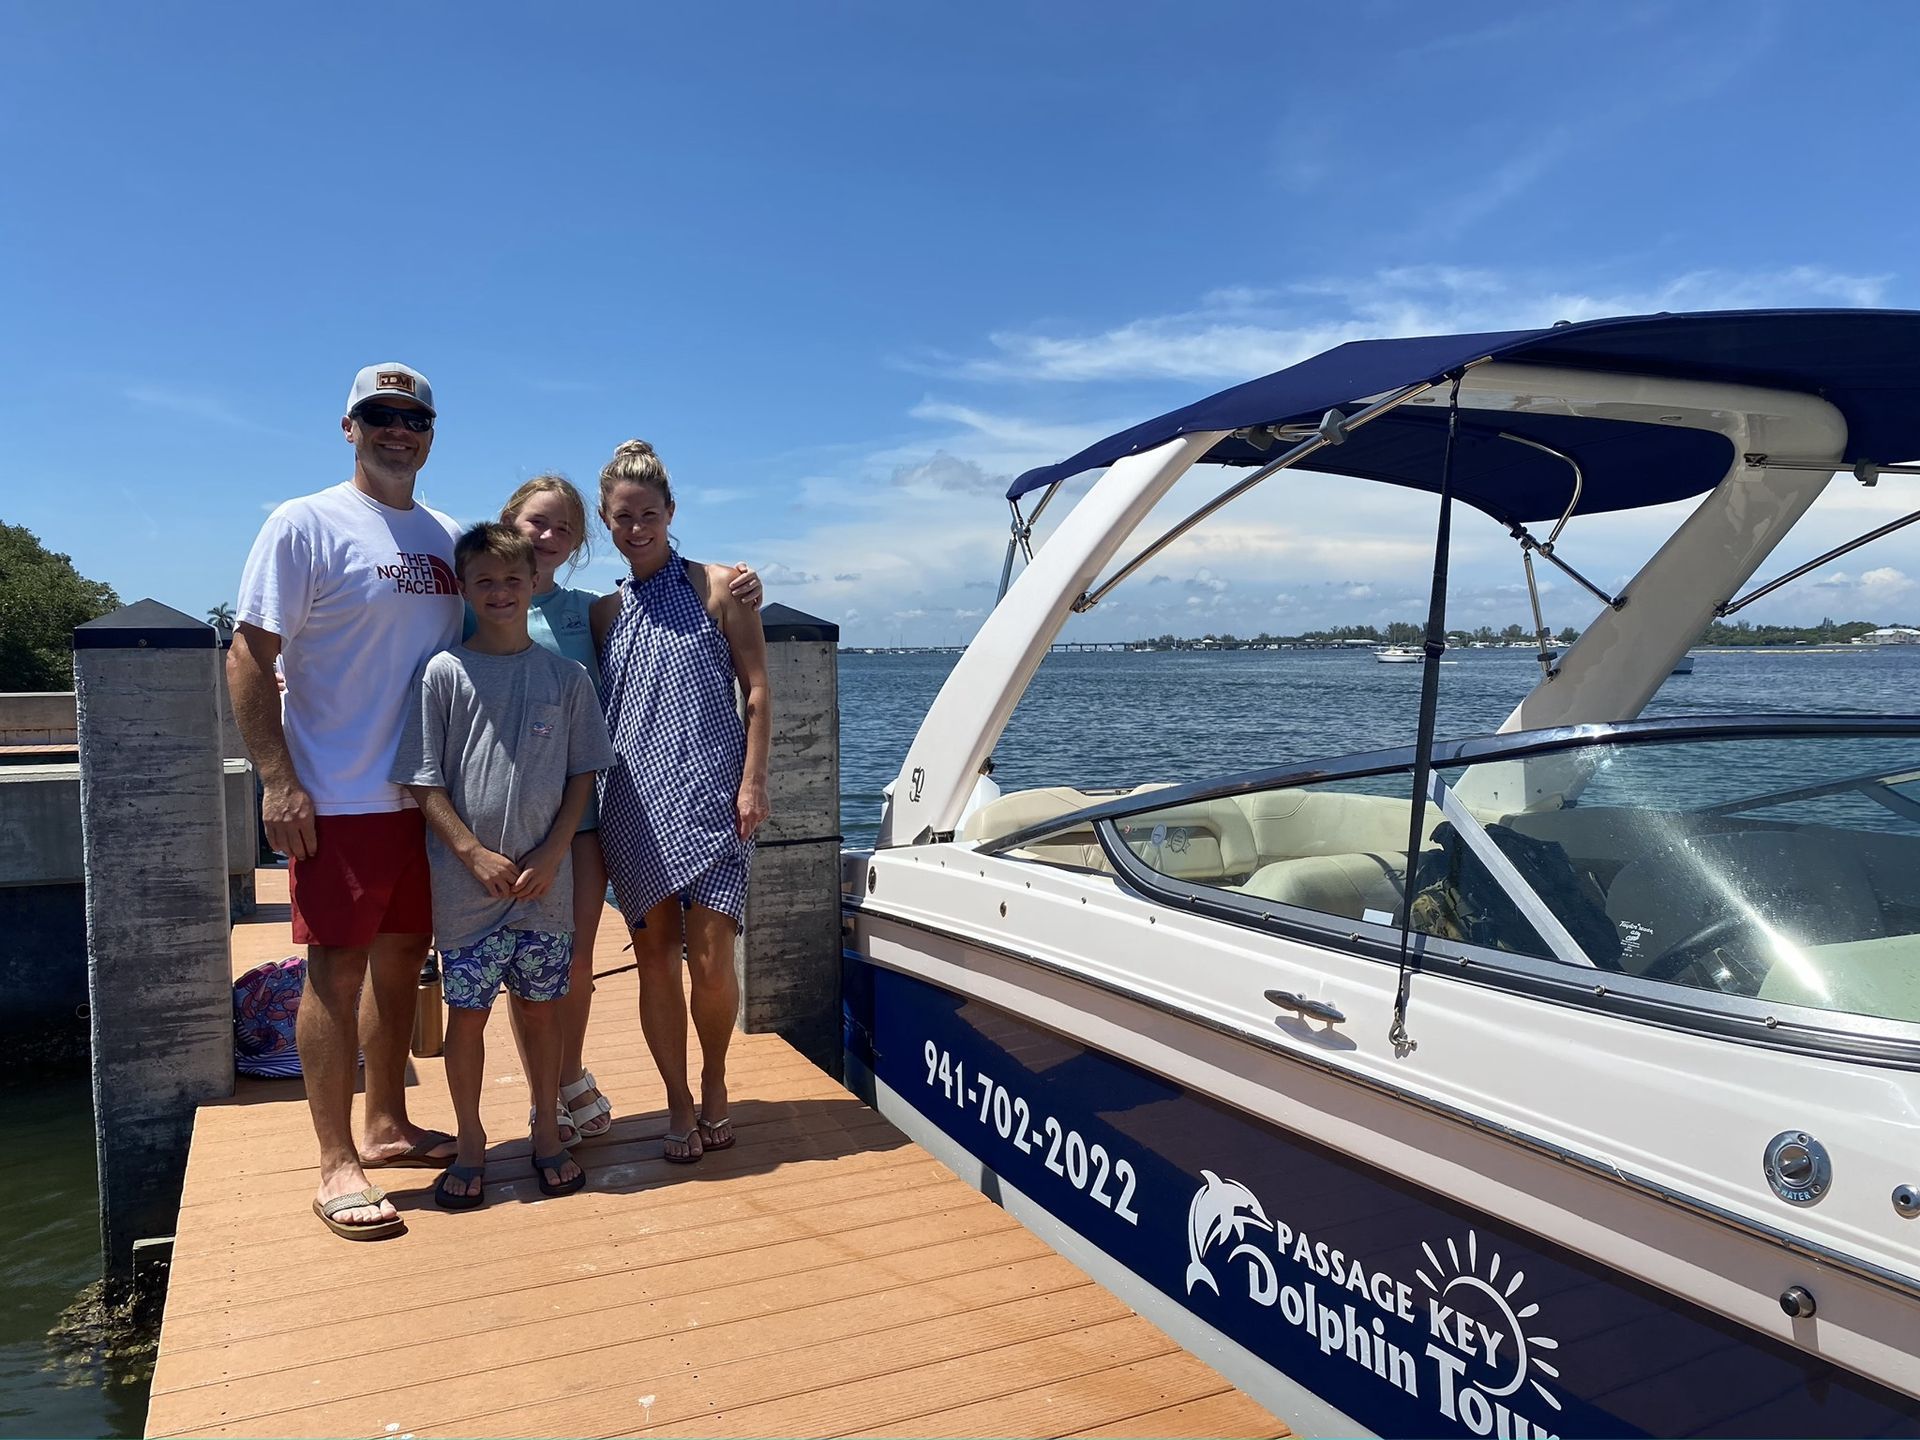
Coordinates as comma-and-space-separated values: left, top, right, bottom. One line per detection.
940, 265, 1891, 385
760, 562, 819, 585
901, 400, 1105, 466
891, 451, 1004, 494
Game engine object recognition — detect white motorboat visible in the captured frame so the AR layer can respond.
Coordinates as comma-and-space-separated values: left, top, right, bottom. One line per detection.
843, 310, 1920, 1437
1375, 645, 1423, 663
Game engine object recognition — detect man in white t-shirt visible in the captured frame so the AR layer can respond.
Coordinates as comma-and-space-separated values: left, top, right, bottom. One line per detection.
230, 362, 463, 1241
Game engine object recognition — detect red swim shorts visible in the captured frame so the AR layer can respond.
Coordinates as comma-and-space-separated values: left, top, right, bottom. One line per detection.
289, 809, 434, 949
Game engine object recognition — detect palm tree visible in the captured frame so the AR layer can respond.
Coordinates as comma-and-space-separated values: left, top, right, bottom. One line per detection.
207, 602, 235, 635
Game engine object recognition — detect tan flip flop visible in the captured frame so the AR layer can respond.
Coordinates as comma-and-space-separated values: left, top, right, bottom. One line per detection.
312, 1186, 405, 1241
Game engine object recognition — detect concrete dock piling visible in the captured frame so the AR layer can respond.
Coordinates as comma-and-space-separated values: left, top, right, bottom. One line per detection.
737, 603, 842, 1067
74, 600, 235, 1286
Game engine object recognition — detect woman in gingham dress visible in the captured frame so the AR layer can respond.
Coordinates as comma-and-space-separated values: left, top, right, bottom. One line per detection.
591, 440, 772, 1163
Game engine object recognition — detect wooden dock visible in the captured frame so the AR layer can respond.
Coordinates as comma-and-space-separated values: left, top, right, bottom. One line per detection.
143, 869, 1287, 1439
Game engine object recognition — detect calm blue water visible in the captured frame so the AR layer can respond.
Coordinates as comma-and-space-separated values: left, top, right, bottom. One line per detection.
0, 1081, 148, 1440
837, 644, 1920, 847
10, 642, 1917, 1437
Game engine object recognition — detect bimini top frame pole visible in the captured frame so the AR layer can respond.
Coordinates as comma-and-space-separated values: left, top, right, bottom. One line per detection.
996, 481, 1065, 603
879, 430, 1225, 846
1073, 383, 1437, 613
1494, 431, 1624, 681
879, 380, 1440, 848
1456, 370, 1848, 812
1720, 500, 1920, 617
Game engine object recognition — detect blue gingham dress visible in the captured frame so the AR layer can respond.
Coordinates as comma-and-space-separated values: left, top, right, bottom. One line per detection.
598, 551, 753, 926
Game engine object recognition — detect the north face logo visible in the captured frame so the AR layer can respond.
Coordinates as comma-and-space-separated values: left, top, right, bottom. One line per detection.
375, 553, 458, 595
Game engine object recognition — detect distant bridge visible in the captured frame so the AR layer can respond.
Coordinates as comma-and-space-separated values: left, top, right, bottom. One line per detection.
840, 641, 1143, 656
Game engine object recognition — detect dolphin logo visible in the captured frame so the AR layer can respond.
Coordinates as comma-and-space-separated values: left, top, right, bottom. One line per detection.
1185, 1169, 1272, 1295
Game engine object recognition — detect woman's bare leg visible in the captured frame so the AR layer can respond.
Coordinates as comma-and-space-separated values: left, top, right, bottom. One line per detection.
632, 895, 698, 1158
684, 905, 740, 1143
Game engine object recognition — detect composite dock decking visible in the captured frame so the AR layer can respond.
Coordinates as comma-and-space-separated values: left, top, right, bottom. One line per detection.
143, 869, 1288, 1439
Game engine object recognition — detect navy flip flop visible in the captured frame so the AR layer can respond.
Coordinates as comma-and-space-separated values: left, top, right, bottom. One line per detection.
533, 1151, 585, 1196
433, 1164, 486, 1210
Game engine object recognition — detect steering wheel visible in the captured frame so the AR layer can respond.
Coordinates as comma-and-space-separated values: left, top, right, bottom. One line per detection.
1640, 912, 1770, 994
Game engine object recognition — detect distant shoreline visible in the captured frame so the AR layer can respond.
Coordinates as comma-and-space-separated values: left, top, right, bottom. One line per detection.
1692, 644, 1884, 655
839, 642, 1916, 657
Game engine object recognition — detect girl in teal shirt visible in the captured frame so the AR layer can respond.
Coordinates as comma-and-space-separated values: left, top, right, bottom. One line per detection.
477, 475, 760, 1145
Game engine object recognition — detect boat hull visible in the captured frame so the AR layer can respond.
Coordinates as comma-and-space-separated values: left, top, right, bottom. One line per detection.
842, 951, 1920, 1438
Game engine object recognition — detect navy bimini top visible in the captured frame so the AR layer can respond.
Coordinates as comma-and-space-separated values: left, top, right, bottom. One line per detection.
1008, 309, 1920, 525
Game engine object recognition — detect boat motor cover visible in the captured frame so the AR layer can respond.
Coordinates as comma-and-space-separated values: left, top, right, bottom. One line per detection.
1008, 309, 1920, 523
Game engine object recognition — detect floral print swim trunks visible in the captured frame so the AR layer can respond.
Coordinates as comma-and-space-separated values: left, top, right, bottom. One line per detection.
440, 927, 573, 1010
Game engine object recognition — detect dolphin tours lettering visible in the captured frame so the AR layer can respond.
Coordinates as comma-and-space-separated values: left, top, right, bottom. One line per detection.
375, 553, 458, 596
1185, 1171, 1564, 1438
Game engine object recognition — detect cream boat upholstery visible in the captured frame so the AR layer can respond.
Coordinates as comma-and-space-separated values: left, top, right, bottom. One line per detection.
1231, 791, 1467, 920
964, 783, 1467, 915
958, 786, 1120, 873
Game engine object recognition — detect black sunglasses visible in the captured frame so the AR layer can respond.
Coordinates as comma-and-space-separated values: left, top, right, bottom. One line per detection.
353, 404, 434, 433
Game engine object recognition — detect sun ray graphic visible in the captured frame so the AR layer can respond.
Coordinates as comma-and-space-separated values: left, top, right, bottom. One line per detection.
1429, 1235, 1561, 1416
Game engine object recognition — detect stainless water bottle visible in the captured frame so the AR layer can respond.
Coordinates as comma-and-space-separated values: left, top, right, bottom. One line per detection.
411, 949, 444, 1058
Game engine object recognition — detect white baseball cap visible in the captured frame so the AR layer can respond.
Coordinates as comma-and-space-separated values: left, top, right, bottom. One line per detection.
346, 362, 435, 416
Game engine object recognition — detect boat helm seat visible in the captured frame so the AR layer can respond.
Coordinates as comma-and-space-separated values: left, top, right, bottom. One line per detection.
1235, 851, 1408, 922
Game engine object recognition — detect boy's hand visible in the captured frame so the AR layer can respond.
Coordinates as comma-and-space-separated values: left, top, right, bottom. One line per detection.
465, 847, 520, 899
512, 840, 566, 900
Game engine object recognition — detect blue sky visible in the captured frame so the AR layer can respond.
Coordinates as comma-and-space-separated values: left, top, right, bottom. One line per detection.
5, 1, 1919, 644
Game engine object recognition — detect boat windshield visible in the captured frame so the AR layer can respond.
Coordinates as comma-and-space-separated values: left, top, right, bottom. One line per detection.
999, 726, 1920, 1026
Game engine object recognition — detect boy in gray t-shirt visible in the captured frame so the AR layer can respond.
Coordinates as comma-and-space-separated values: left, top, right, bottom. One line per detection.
391, 523, 615, 1209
